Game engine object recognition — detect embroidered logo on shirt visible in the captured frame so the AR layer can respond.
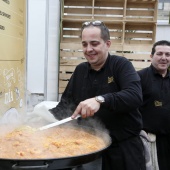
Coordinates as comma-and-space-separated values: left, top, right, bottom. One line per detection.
154, 100, 162, 107
108, 76, 114, 84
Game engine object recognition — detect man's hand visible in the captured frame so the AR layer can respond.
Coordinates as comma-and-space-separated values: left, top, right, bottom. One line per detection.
71, 98, 100, 119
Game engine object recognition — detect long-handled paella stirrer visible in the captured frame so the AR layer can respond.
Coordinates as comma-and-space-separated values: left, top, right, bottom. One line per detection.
38, 115, 81, 131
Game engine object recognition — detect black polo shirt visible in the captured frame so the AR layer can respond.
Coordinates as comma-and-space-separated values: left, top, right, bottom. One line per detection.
138, 65, 170, 134
51, 54, 143, 141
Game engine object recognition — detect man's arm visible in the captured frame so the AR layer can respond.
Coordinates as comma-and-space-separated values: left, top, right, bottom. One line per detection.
49, 75, 76, 120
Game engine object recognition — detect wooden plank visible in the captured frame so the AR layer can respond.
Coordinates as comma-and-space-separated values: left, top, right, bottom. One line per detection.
62, 15, 93, 20
109, 45, 123, 51
96, 0, 124, 2
123, 45, 152, 52
60, 42, 82, 49
94, 9, 124, 15
125, 23, 155, 31
131, 0, 156, 2
61, 38, 81, 43
60, 51, 84, 58
123, 53, 151, 60
62, 19, 124, 30
131, 61, 151, 69
64, 8, 92, 15
126, 10, 154, 17
152, 23, 156, 43
125, 18, 154, 21
110, 52, 124, 56
93, 16, 124, 21
62, 21, 84, 28
63, 30, 81, 36
127, 2, 155, 8
59, 87, 66, 94
95, 1, 124, 8
59, 80, 69, 88
110, 31, 123, 38
59, 73, 72, 80
64, 0, 92, 6
125, 32, 153, 39
110, 39, 123, 44
124, 40, 153, 44
60, 59, 86, 65
60, 65, 76, 72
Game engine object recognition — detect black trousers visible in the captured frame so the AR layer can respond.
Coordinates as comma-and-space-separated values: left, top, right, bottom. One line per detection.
102, 136, 146, 170
156, 135, 170, 170
72, 158, 102, 170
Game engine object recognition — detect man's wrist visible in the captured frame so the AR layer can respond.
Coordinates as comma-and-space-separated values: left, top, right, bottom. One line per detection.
95, 96, 105, 104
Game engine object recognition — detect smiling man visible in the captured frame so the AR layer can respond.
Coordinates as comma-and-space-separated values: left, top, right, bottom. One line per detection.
138, 40, 170, 170
50, 21, 146, 170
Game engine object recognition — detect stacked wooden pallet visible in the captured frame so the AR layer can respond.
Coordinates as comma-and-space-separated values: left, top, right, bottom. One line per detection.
59, 0, 158, 94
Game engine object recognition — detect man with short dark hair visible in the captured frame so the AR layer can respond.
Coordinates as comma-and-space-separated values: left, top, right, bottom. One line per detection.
50, 21, 146, 170
138, 40, 170, 170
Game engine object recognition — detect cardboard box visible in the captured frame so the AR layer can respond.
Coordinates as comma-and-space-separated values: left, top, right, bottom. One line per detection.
0, 0, 26, 115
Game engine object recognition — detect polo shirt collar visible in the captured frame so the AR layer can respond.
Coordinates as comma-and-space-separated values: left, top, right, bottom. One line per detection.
151, 64, 170, 78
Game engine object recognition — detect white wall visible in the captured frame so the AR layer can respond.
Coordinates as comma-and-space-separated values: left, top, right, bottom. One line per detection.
156, 23, 170, 41
46, 0, 60, 101
27, 0, 60, 101
27, 0, 46, 94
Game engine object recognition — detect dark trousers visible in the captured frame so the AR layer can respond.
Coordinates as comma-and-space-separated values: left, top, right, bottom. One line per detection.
156, 135, 170, 170
72, 158, 102, 170
102, 136, 146, 170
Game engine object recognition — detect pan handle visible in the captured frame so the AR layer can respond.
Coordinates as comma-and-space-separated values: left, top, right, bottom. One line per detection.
12, 162, 49, 169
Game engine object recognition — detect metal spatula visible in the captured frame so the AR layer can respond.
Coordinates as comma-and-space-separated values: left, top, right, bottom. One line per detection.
38, 115, 80, 131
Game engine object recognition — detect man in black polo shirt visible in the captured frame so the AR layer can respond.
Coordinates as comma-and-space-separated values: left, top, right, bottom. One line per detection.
138, 40, 170, 170
50, 21, 145, 170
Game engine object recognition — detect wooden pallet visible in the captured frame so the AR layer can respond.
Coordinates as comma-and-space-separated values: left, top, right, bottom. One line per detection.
59, 0, 158, 94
